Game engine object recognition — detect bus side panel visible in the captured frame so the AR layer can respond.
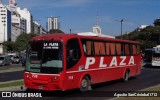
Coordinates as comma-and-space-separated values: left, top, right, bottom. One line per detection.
63, 57, 97, 90
63, 55, 142, 90
125, 55, 142, 77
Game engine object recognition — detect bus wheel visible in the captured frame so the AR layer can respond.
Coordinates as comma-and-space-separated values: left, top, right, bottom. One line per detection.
123, 70, 130, 82
80, 76, 92, 91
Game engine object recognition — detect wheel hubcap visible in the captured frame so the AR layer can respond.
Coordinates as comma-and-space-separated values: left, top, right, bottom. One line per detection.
82, 79, 88, 88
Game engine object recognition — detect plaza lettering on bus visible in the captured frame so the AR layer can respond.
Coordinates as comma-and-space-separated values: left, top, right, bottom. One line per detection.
85, 56, 135, 69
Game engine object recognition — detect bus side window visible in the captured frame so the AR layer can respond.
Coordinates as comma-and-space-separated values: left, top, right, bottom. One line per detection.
66, 38, 81, 69
116, 43, 122, 55
125, 44, 130, 55
106, 42, 110, 55
137, 45, 141, 54
94, 42, 105, 55
81, 40, 94, 56
110, 43, 116, 55
132, 44, 137, 55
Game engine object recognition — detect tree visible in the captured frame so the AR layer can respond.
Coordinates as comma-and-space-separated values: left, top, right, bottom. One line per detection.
15, 33, 37, 51
154, 18, 160, 26
2, 41, 16, 52
48, 29, 64, 34
120, 25, 160, 50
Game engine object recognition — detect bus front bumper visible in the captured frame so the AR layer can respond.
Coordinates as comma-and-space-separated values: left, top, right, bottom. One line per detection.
24, 72, 62, 91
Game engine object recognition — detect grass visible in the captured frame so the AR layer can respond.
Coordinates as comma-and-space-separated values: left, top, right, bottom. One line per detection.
0, 80, 24, 88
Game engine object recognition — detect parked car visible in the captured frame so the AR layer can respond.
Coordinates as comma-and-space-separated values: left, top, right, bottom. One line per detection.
7, 53, 16, 62
0, 55, 12, 66
21, 57, 26, 66
12, 56, 20, 63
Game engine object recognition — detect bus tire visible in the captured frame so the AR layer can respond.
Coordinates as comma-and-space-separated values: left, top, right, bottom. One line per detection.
123, 70, 130, 82
80, 76, 92, 92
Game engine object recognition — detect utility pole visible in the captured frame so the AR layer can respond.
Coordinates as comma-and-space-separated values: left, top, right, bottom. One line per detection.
70, 29, 72, 34
115, 19, 126, 39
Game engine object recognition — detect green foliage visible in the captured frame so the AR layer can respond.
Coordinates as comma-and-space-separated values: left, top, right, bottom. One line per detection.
3, 33, 37, 52
154, 18, 160, 26
2, 41, 15, 52
15, 33, 37, 51
48, 29, 64, 34
121, 26, 160, 50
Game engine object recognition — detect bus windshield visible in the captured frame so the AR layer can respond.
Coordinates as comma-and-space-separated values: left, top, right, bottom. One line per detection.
26, 41, 63, 74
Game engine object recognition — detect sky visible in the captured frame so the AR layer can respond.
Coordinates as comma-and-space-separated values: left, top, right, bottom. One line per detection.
3, 0, 160, 36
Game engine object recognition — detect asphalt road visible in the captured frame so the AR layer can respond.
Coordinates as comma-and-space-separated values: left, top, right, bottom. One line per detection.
0, 63, 160, 99
0, 64, 24, 82
0, 71, 24, 82
24, 63, 160, 100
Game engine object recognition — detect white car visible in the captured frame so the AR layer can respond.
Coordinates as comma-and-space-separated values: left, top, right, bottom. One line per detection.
0, 55, 12, 66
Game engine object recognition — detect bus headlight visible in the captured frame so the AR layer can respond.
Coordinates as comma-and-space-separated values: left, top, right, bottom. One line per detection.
26, 74, 30, 79
52, 76, 59, 81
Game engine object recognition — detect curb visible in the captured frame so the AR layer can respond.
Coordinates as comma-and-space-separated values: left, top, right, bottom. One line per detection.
0, 85, 26, 91
0, 79, 23, 85
0, 79, 26, 91
140, 84, 160, 91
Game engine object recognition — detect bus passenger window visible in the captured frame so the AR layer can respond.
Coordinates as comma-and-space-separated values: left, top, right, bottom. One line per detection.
132, 45, 137, 55
94, 42, 105, 55
116, 43, 122, 55
137, 45, 141, 54
81, 40, 93, 56
83, 44, 87, 54
125, 44, 130, 55
110, 43, 116, 55
66, 39, 81, 69
86, 41, 92, 55
106, 43, 110, 55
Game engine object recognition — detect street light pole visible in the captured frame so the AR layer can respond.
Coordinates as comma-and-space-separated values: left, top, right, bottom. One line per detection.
120, 19, 123, 39
115, 19, 126, 39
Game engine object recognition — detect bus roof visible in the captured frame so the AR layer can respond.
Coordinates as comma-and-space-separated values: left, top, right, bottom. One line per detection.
30, 33, 140, 44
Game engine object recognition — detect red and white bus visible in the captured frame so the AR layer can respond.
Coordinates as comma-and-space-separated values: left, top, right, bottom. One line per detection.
24, 33, 142, 91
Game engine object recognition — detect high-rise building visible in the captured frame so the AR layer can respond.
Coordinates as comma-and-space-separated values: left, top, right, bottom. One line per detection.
47, 17, 60, 32
6, 0, 27, 41
8, 0, 16, 12
0, 1, 11, 54
0, 1, 11, 42
16, 7, 33, 33
11, 13, 27, 41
